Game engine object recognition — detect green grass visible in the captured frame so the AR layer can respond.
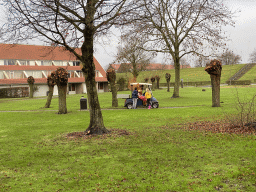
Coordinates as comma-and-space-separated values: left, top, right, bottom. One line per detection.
239, 64, 256, 82
1, 87, 256, 191
116, 64, 245, 84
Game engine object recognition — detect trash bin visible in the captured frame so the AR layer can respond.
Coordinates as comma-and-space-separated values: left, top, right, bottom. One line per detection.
80, 97, 87, 110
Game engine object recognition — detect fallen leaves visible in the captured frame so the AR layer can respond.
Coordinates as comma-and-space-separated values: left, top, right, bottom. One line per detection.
66, 129, 132, 140
182, 120, 256, 135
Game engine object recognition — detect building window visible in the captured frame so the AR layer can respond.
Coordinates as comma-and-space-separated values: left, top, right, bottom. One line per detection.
73, 61, 80, 66
20, 60, 30, 66
4, 60, 15, 65
98, 82, 104, 90
9, 71, 14, 79
69, 84, 76, 92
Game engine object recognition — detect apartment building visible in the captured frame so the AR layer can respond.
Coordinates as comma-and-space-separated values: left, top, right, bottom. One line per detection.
0, 44, 108, 97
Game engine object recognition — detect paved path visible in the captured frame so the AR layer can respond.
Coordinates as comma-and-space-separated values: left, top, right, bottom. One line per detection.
0, 105, 201, 112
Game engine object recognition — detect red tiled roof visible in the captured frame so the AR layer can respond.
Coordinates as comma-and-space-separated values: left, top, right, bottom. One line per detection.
110, 64, 121, 70
0, 44, 77, 61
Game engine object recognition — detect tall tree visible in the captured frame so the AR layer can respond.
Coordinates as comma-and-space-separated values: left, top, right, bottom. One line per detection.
44, 74, 55, 108
27, 76, 35, 98
134, 0, 234, 98
106, 68, 118, 107
2, 0, 141, 134
217, 50, 241, 65
115, 35, 156, 79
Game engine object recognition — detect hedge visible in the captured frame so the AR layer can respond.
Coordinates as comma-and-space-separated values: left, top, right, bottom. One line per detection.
226, 80, 251, 85
0, 87, 29, 98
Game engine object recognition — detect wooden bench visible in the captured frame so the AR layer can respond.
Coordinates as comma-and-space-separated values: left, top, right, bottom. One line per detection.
117, 94, 130, 99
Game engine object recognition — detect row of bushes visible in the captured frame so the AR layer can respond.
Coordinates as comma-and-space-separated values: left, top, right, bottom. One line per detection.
0, 87, 29, 98
109, 80, 254, 91
226, 80, 251, 85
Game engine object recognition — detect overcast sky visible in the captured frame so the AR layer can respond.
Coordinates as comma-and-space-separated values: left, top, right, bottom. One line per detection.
94, 0, 256, 68
1, 0, 256, 69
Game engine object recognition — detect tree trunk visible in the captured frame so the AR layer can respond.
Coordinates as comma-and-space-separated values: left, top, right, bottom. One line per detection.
81, 24, 108, 134
85, 77, 109, 134
172, 62, 180, 98
110, 83, 118, 107
45, 85, 54, 108
156, 79, 160, 89
210, 74, 221, 107
29, 84, 34, 98
152, 82, 155, 91
167, 81, 170, 92
57, 85, 67, 114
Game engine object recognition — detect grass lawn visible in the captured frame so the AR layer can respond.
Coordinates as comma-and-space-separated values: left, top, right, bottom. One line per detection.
1, 86, 256, 191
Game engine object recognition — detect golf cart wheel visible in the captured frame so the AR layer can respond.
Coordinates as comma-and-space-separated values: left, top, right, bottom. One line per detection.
127, 103, 133, 109
152, 103, 158, 108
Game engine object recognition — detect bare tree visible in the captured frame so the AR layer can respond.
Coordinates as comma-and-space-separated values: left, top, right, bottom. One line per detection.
2, 0, 142, 134
249, 49, 256, 63
133, 0, 234, 98
115, 35, 156, 79
195, 55, 210, 68
117, 63, 131, 73
217, 50, 241, 65
180, 58, 190, 69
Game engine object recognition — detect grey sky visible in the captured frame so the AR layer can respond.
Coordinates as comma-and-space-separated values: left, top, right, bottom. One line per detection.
1, 1, 256, 68
94, 0, 256, 68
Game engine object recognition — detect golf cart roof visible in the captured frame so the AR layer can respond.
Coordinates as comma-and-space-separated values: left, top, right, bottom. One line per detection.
130, 83, 152, 86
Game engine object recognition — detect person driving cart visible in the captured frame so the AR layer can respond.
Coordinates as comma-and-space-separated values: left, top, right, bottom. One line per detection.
138, 89, 147, 105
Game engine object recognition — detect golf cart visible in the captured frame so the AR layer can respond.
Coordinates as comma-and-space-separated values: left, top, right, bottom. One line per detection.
121, 83, 159, 109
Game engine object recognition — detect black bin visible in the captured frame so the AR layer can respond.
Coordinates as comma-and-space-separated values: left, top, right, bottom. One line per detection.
80, 97, 87, 110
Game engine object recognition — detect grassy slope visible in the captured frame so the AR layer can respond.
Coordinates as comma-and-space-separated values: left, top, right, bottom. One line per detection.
239, 64, 256, 82
116, 64, 245, 84
1, 87, 256, 191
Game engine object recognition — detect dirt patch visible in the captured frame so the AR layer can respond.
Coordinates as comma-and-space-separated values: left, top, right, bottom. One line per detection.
66, 129, 132, 140
182, 120, 256, 135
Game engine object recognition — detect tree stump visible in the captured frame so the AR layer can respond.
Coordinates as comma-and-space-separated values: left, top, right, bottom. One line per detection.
107, 68, 118, 107
155, 75, 160, 89
44, 74, 55, 108
205, 59, 222, 107
165, 73, 171, 92
27, 76, 35, 98
150, 77, 155, 91
51, 68, 68, 114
